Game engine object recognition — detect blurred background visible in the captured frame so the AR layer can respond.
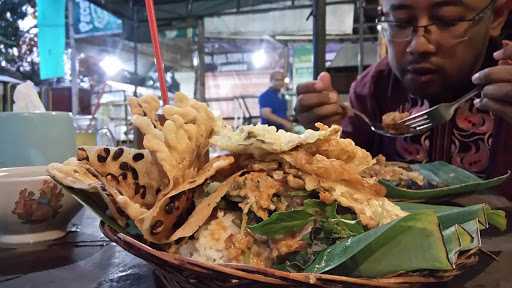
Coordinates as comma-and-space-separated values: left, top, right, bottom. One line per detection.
1, 0, 406, 145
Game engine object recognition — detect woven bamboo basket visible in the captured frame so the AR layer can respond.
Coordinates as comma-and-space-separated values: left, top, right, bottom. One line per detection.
100, 222, 480, 288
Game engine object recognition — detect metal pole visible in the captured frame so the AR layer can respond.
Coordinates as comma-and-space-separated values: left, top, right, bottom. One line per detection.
358, 0, 365, 74
132, 1, 138, 97
283, 43, 289, 78
195, 18, 206, 102
68, 0, 79, 115
312, 0, 326, 79
187, 0, 193, 13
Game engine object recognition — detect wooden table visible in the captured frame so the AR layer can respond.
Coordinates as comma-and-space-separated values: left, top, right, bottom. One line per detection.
1, 206, 511, 288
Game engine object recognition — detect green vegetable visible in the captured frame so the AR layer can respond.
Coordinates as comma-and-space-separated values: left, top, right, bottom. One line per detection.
303, 199, 337, 218
317, 218, 364, 240
248, 210, 314, 238
275, 250, 317, 272
325, 203, 337, 219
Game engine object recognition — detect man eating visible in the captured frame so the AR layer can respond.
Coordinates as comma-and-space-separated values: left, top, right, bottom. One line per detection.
295, 0, 512, 199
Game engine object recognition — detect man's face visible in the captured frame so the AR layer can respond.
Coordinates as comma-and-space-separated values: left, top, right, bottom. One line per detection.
271, 73, 286, 90
382, 0, 495, 103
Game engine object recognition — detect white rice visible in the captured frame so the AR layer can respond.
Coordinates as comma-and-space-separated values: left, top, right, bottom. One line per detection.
177, 211, 240, 264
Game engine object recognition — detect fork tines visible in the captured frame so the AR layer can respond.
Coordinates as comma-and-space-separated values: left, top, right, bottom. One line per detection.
397, 109, 435, 132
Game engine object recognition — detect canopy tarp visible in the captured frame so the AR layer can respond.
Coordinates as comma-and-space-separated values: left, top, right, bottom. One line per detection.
88, 0, 353, 25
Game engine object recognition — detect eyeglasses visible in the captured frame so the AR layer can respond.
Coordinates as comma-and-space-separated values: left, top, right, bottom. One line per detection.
377, 0, 496, 45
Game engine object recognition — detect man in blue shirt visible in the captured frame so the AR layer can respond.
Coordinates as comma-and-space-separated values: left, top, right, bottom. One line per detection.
258, 71, 293, 130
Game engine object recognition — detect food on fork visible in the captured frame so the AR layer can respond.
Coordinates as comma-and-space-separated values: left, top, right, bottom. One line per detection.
381, 111, 411, 134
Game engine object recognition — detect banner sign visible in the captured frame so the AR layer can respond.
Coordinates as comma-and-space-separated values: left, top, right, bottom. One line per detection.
73, 0, 122, 38
37, 0, 66, 79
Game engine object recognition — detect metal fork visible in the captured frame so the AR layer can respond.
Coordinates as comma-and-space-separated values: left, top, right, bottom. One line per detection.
349, 107, 423, 137
397, 87, 482, 133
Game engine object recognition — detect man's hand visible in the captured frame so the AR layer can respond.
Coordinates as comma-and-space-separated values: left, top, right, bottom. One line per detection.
294, 72, 347, 129
473, 41, 512, 124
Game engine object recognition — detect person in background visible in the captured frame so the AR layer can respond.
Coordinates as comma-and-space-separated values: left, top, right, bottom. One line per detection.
259, 71, 295, 131
294, 0, 512, 200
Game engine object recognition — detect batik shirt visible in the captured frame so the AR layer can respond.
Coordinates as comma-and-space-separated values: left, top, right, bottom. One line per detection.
341, 51, 512, 200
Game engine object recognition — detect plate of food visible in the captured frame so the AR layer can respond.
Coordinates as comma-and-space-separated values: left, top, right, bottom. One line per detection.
48, 93, 507, 287
362, 155, 510, 201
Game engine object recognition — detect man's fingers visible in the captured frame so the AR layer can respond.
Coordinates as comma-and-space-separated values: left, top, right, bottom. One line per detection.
296, 71, 334, 95
494, 40, 512, 60
472, 66, 512, 85
311, 103, 345, 117
316, 72, 334, 91
295, 71, 339, 128
296, 81, 320, 95
295, 91, 338, 113
481, 83, 512, 103
474, 98, 512, 123
297, 103, 345, 128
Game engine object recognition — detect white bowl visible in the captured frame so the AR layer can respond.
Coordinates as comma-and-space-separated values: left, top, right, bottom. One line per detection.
0, 165, 82, 246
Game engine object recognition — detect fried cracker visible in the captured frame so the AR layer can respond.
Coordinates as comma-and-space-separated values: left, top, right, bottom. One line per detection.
170, 171, 244, 241
132, 93, 219, 193
128, 95, 161, 128
211, 123, 340, 156
98, 155, 235, 243
75, 146, 168, 208
47, 158, 129, 227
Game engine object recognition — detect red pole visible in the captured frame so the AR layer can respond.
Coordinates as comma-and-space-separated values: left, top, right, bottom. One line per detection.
144, 0, 169, 105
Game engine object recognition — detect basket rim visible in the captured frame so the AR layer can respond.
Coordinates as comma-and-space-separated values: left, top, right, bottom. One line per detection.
99, 222, 479, 288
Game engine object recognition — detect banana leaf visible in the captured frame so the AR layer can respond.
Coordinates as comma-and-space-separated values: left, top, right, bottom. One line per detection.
305, 203, 507, 277
380, 161, 510, 200
486, 209, 508, 232
396, 203, 488, 229
397, 202, 507, 232
442, 219, 480, 264
305, 212, 453, 277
